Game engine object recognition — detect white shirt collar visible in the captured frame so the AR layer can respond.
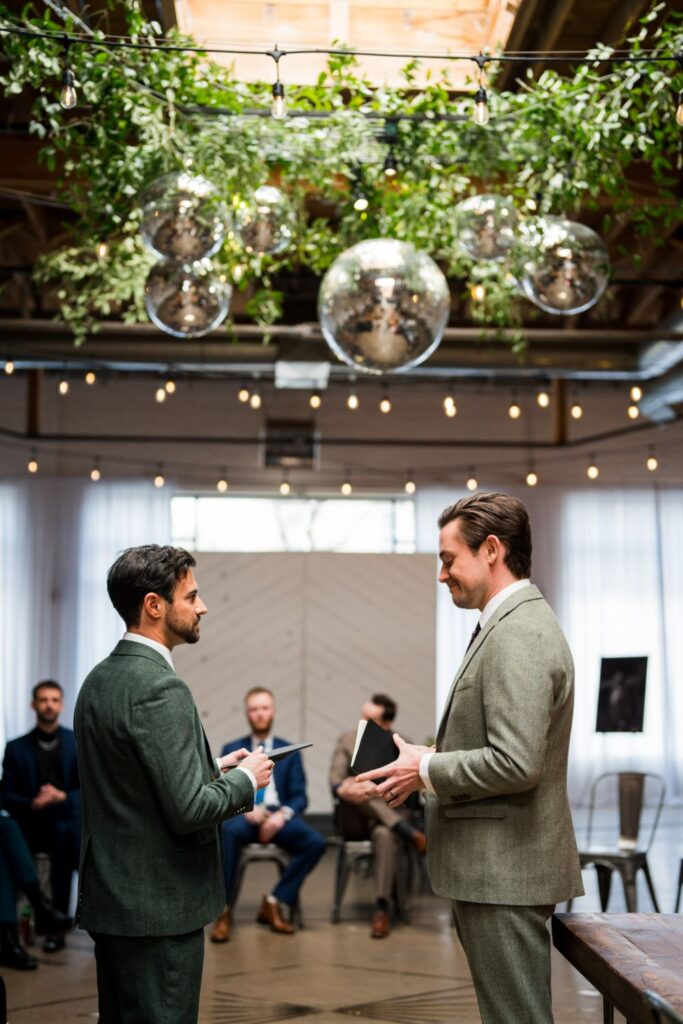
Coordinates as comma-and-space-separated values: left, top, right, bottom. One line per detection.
123, 632, 174, 669
251, 734, 273, 752
479, 578, 531, 631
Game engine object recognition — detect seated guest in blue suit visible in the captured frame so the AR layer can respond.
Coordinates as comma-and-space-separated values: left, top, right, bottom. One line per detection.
1, 680, 81, 953
210, 687, 326, 941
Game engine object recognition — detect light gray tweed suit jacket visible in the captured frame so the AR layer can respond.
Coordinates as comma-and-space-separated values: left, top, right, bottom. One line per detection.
74, 639, 254, 936
425, 584, 584, 906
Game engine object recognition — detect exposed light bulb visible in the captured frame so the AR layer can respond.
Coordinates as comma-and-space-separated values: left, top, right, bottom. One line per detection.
536, 390, 550, 408
347, 392, 359, 411
271, 79, 286, 119
470, 283, 486, 302
677, 93, 683, 127
404, 479, 416, 495
379, 396, 392, 414
4, 360, 15, 375
309, 392, 322, 409
508, 401, 521, 420
587, 463, 599, 480
155, 387, 167, 403
95, 241, 109, 261
353, 195, 369, 212
60, 68, 77, 110
249, 392, 262, 409
217, 478, 229, 493
154, 472, 165, 488
27, 457, 38, 474
646, 455, 658, 472
627, 403, 640, 420
341, 480, 352, 496
630, 384, 643, 402
383, 151, 397, 177
90, 465, 101, 482
526, 470, 538, 487
443, 395, 457, 417
473, 86, 489, 126
279, 480, 291, 495
466, 476, 478, 492
570, 402, 583, 420
85, 370, 96, 385
58, 378, 69, 396
165, 379, 176, 394
237, 386, 250, 403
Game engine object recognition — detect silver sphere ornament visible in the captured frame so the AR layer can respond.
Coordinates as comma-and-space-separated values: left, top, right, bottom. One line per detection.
233, 185, 295, 256
455, 193, 518, 261
318, 238, 451, 374
139, 171, 228, 261
521, 217, 610, 315
145, 260, 231, 338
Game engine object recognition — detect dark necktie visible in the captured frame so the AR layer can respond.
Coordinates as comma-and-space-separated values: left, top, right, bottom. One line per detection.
467, 622, 481, 651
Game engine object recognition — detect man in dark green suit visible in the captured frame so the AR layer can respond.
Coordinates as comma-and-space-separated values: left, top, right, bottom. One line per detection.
74, 545, 273, 1024
359, 493, 584, 1024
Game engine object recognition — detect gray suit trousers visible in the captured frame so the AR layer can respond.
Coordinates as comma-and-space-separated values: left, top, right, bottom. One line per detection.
452, 901, 555, 1024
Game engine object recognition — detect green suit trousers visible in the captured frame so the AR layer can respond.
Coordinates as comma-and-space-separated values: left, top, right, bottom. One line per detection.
91, 928, 205, 1024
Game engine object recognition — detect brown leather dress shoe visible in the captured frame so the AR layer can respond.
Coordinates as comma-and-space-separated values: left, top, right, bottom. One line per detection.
410, 829, 427, 855
256, 895, 295, 934
209, 909, 231, 943
371, 909, 391, 939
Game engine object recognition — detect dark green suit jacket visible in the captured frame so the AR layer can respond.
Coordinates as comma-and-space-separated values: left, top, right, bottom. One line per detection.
74, 639, 254, 936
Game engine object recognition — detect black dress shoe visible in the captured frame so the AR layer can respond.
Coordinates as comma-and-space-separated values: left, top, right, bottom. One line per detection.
33, 894, 72, 936
0, 925, 38, 970
43, 933, 66, 953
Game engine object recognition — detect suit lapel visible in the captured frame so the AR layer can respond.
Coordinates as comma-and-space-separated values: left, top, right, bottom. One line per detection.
436, 584, 543, 745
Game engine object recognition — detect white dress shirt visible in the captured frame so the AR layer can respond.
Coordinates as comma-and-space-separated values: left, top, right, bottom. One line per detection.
419, 578, 531, 794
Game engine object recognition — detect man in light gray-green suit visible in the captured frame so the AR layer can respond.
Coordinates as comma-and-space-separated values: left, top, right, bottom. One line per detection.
358, 492, 584, 1024
74, 545, 274, 1024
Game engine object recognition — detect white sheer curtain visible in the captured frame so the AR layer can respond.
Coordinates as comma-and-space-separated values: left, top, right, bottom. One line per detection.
0, 480, 171, 746
0, 482, 29, 753
416, 486, 683, 804
75, 482, 171, 691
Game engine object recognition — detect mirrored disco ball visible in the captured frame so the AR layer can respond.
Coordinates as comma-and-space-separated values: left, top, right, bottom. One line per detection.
521, 217, 610, 315
317, 238, 451, 374
139, 171, 228, 261
455, 193, 518, 261
233, 185, 295, 255
144, 259, 231, 338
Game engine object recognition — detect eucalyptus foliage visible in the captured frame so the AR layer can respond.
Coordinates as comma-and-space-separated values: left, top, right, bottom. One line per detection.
0, 0, 681, 345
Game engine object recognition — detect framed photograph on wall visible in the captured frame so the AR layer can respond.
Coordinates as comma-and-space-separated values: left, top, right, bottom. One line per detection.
595, 656, 648, 733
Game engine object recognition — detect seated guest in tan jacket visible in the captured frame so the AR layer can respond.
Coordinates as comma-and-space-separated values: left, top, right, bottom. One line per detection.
329, 694, 426, 939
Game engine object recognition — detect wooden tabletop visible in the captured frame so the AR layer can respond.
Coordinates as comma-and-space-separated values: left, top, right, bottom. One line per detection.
552, 914, 683, 1023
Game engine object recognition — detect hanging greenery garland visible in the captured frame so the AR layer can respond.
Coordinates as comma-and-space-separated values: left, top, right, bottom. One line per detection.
0, 1, 681, 348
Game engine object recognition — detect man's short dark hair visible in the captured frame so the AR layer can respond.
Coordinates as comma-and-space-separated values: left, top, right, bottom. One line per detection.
371, 693, 397, 723
244, 687, 275, 703
107, 545, 197, 628
438, 492, 532, 579
32, 680, 64, 701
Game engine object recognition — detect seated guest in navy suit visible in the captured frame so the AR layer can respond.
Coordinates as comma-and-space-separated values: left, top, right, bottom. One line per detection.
210, 687, 325, 941
1, 680, 81, 953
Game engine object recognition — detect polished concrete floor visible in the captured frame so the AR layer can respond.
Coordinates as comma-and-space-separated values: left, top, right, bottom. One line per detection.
4, 808, 682, 1023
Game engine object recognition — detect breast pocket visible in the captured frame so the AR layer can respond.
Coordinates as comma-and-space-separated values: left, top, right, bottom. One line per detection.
452, 674, 475, 695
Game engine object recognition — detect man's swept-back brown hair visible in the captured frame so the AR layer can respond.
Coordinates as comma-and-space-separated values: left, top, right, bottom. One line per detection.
438, 492, 532, 579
